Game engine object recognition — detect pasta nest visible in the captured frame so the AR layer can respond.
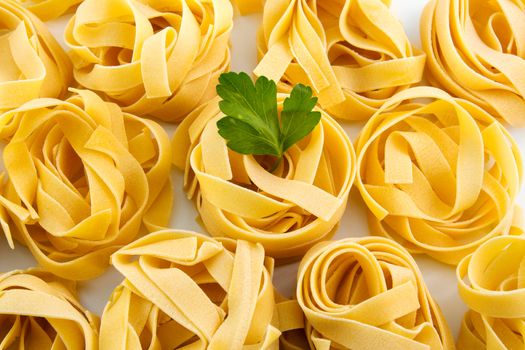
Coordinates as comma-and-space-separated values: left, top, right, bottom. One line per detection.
14, 0, 83, 21
172, 95, 356, 259
457, 235, 525, 349
255, 0, 425, 121
0, 0, 72, 113
0, 89, 173, 281
356, 86, 523, 265
421, 0, 525, 126
100, 230, 280, 349
0, 269, 98, 349
65, 0, 233, 122
289, 237, 455, 350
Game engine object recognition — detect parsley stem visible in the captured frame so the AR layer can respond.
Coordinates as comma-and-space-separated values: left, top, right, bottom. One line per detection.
269, 156, 282, 173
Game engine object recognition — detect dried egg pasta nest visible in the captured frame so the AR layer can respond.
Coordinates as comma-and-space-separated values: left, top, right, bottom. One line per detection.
282, 237, 455, 350
457, 235, 525, 349
422, 0, 525, 126
255, 0, 425, 121
0, 89, 173, 281
0, 0, 72, 113
100, 230, 280, 349
65, 0, 233, 122
0, 269, 98, 349
356, 86, 523, 265
15, 0, 83, 21
172, 95, 356, 259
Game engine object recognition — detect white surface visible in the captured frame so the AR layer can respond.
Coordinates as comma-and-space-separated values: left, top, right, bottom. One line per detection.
0, 0, 523, 341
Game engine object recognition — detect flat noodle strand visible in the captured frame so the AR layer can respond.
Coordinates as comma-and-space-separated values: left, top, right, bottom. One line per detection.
172, 95, 355, 258
456, 235, 525, 349
65, 0, 233, 122
421, 0, 525, 126
0, 90, 173, 280
356, 86, 523, 265
232, 0, 263, 14
281, 237, 455, 349
15, 0, 83, 21
255, 0, 425, 120
100, 230, 280, 350
0, 0, 71, 113
0, 269, 98, 349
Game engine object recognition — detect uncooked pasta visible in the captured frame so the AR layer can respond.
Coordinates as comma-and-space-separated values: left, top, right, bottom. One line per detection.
0, 0, 71, 113
0, 269, 98, 349
422, 0, 525, 126
100, 230, 280, 349
232, 0, 263, 14
283, 237, 455, 349
255, 0, 425, 120
457, 235, 525, 349
15, 0, 83, 21
356, 86, 523, 265
173, 95, 355, 258
65, 0, 233, 122
0, 90, 173, 280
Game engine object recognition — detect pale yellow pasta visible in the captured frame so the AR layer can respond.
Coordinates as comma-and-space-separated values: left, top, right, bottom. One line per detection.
356, 86, 523, 265
0, 269, 98, 349
421, 0, 525, 126
15, 0, 83, 21
232, 0, 263, 14
100, 229, 280, 350
172, 95, 355, 258
0, 89, 173, 281
282, 236, 455, 349
65, 0, 233, 122
255, 0, 425, 121
0, 0, 71, 113
457, 235, 525, 349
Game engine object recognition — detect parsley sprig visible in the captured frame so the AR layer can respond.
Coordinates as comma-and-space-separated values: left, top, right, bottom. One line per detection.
216, 72, 321, 171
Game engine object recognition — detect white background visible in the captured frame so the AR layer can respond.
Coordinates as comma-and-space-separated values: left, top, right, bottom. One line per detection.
0, 0, 523, 341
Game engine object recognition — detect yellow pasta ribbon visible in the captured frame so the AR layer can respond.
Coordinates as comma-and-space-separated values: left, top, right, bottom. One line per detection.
0, 0, 72, 113
456, 235, 525, 349
172, 95, 356, 258
254, 0, 425, 121
356, 86, 523, 265
15, 0, 83, 21
282, 236, 455, 350
0, 268, 98, 349
100, 229, 281, 349
0, 89, 173, 281
232, 0, 263, 14
421, 0, 525, 126
65, 0, 233, 122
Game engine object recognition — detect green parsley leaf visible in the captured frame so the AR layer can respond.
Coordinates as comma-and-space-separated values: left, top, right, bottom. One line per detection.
216, 72, 321, 167
216, 117, 280, 156
280, 84, 321, 152
217, 72, 281, 156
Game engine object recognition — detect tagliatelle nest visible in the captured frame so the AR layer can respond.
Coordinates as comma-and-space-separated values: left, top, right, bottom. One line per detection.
64, 0, 233, 122
173, 95, 356, 259
356, 86, 523, 265
255, 0, 425, 121
422, 0, 525, 126
0, 89, 173, 281
100, 230, 281, 349
0, 0, 72, 113
456, 235, 525, 349
283, 236, 455, 350
0, 269, 98, 349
